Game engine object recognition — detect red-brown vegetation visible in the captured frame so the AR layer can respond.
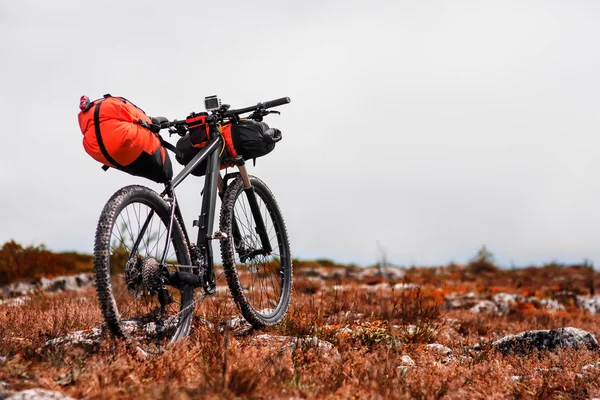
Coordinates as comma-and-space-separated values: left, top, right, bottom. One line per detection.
0, 244, 599, 399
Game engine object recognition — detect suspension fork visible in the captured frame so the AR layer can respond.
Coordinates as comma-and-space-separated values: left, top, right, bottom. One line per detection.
236, 158, 273, 255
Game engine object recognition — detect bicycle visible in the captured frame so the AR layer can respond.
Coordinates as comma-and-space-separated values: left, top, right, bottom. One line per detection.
92, 96, 293, 342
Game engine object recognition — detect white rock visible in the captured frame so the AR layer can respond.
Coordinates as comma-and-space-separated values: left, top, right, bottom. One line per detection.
444, 292, 480, 310
538, 298, 565, 313
360, 283, 392, 293
42, 327, 103, 350
493, 293, 521, 315
250, 334, 334, 351
223, 316, 252, 335
399, 355, 415, 367
582, 362, 600, 371
469, 300, 499, 314
331, 285, 347, 291
1, 281, 36, 298
393, 283, 419, 290
576, 296, 600, 314
0, 296, 30, 307
6, 389, 76, 400
425, 344, 453, 364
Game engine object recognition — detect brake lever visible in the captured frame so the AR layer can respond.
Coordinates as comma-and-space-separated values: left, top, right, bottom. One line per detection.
169, 125, 188, 137
249, 109, 280, 121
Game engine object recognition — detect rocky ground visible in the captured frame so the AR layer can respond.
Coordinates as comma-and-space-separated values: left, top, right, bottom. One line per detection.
1, 262, 600, 399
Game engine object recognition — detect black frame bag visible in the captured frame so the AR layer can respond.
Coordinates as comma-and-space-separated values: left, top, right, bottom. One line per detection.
175, 119, 282, 177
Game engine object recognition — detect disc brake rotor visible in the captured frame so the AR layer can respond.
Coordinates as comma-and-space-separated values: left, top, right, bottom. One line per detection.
238, 235, 259, 273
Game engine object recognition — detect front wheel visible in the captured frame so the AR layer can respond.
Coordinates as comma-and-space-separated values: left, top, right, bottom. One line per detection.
219, 176, 293, 328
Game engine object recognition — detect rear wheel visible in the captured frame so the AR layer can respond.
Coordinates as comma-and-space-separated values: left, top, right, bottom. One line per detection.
93, 185, 194, 342
219, 176, 292, 328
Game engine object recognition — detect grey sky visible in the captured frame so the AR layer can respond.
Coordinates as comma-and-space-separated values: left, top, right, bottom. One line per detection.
1, 0, 599, 267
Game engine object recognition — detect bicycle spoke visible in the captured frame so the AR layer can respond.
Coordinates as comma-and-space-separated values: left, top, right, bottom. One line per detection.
123, 207, 136, 246
264, 257, 281, 301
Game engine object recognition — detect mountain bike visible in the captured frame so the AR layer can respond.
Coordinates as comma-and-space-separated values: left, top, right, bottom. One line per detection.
93, 96, 293, 342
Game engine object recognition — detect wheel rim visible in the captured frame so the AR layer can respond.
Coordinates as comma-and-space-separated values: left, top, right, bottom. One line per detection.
108, 200, 186, 337
230, 187, 287, 318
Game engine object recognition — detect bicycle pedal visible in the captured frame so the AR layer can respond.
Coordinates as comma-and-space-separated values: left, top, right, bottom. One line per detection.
213, 231, 228, 239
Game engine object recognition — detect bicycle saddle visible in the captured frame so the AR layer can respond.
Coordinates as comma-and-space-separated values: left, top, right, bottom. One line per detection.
151, 116, 169, 125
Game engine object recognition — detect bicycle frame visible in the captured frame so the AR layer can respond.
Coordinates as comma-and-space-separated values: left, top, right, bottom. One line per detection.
151, 124, 272, 293
124, 95, 289, 295
170, 131, 222, 290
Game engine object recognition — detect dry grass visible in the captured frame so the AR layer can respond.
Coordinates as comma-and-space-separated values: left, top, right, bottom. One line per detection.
1, 262, 600, 399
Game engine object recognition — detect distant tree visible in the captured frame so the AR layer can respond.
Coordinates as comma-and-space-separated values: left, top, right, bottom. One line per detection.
376, 241, 390, 275
0, 240, 93, 284
467, 245, 497, 273
0, 240, 61, 284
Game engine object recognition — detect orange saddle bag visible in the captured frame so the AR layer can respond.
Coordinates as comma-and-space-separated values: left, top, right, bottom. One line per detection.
78, 94, 173, 183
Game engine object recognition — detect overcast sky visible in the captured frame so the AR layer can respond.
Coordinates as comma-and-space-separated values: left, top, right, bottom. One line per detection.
1, 1, 599, 267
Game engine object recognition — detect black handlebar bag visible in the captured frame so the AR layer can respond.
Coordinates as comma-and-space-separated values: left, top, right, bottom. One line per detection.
230, 120, 282, 160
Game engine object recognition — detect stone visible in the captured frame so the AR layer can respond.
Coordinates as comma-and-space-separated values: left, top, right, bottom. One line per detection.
5, 389, 76, 400
356, 266, 405, 281
42, 327, 104, 351
577, 296, 600, 314
492, 293, 521, 315
360, 283, 392, 293
0, 296, 30, 307
41, 318, 182, 352
1, 281, 37, 298
425, 343, 453, 364
582, 362, 600, 371
537, 298, 565, 313
250, 334, 335, 352
469, 300, 499, 314
40, 273, 95, 293
399, 355, 415, 367
393, 283, 418, 290
222, 316, 253, 335
0, 273, 95, 300
249, 334, 341, 362
397, 355, 415, 373
493, 327, 599, 355
444, 292, 480, 310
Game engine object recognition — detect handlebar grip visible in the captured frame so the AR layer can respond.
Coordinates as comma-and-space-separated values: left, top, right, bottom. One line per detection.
263, 97, 291, 109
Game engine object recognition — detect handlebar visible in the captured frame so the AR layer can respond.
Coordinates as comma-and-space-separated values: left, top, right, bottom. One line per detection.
223, 97, 291, 117
157, 96, 291, 136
